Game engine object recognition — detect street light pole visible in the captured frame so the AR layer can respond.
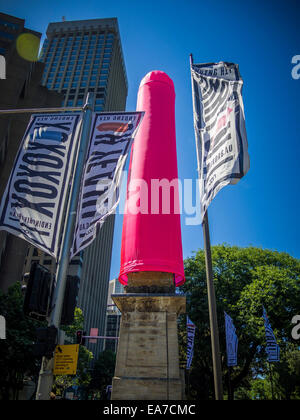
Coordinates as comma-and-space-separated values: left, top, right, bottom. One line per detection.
35, 93, 94, 400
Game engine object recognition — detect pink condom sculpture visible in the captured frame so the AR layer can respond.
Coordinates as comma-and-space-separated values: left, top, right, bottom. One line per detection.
119, 71, 185, 287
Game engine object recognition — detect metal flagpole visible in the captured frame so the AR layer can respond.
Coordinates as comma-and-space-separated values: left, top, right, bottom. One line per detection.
269, 362, 275, 399
35, 93, 94, 400
189, 54, 223, 400
228, 366, 233, 400
202, 211, 223, 400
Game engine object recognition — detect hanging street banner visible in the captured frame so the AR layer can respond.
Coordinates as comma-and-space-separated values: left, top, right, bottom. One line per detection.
262, 307, 280, 362
191, 61, 250, 221
224, 311, 238, 367
70, 112, 144, 258
0, 114, 82, 258
186, 316, 196, 370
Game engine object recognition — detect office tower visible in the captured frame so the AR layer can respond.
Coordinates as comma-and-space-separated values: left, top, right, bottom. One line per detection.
24, 18, 128, 358
104, 279, 124, 353
40, 18, 127, 112
0, 13, 62, 292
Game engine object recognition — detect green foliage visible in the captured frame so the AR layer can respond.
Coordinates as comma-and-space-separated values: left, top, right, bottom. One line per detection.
53, 307, 93, 396
60, 307, 85, 341
0, 282, 43, 400
89, 350, 116, 395
180, 245, 300, 400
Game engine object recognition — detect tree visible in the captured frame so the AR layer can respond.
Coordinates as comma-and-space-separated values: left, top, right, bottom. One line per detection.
89, 350, 116, 398
179, 245, 300, 400
0, 283, 43, 400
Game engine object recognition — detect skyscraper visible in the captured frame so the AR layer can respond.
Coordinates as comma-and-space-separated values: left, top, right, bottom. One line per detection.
24, 17, 128, 357
40, 18, 127, 112
104, 279, 124, 353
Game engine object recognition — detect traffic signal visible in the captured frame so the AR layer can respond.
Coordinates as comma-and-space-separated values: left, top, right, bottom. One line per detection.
33, 325, 58, 359
76, 330, 86, 345
61, 276, 80, 325
23, 263, 52, 320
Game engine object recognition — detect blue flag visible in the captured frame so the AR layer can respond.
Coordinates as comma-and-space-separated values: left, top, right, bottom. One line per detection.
224, 312, 238, 367
186, 316, 196, 370
262, 307, 280, 362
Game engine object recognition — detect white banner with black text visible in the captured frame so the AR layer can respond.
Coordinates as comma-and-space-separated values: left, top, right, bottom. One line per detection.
191, 61, 250, 220
70, 112, 144, 259
0, 113, 82, 258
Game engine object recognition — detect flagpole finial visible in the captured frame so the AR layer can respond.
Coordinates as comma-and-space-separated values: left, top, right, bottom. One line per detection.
189, 53, 194, 66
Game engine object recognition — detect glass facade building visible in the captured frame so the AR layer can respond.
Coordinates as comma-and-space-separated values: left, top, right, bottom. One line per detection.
39, 18, 127, 112
104, 279, 124, 353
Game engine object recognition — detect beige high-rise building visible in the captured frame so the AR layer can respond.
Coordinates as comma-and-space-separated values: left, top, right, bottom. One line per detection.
24, 17, 128, 358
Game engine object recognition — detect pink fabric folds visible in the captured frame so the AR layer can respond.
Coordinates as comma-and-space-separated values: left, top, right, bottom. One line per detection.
118, 71, 185, 287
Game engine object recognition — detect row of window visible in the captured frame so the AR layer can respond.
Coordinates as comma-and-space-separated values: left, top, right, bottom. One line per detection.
47, 72, 108, 83
44, 68, 109, 81
47, 34, 114, 48
44, 53, 111, 66
44, 66, 110, 79
50, 33, 114, 42
45, 63, 109, 79
0, 30, 14, 41
46, 51, 112, 64
47, 43, 113, 55
47, 79, 107, 89
47, 43, 112, 52
66, 98, 104, 106
0, 19, 19, 31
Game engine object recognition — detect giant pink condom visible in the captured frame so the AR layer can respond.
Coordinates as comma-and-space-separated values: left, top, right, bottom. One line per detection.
118, 71, 185, 287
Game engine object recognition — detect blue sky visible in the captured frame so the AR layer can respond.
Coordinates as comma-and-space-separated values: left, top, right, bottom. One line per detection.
1, 0, 300, 280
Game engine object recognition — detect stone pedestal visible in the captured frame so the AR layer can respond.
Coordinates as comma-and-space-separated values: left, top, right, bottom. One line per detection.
111, 272, 186, 400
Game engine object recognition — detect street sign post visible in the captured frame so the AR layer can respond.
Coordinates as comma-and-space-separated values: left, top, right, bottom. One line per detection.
53, 344, 79, 376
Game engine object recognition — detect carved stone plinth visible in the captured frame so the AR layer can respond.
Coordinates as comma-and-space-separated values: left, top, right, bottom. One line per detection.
111, 277, 186, 400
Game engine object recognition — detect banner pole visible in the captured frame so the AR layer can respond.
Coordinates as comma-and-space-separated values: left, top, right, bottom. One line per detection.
269, 362, 275, 399
202, 211, 224, 400
35, 93, 94, 400
189, 54, 223, 400
228, 366, 233, 400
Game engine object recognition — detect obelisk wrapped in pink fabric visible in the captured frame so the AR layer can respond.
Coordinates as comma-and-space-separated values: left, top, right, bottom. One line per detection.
119, 71, 185, 287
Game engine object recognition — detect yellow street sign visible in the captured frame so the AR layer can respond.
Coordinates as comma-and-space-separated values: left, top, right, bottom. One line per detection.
53, 344, 79, 375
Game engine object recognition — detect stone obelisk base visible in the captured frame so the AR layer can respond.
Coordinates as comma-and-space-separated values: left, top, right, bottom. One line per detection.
111, 272, 186, 400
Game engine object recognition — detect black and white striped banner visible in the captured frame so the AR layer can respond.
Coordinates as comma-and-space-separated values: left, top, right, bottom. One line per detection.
224, 311, 238, 367
70, 112, 144, 259
191, 61, 250, 220
262, 307, 280, 362
0, 113, 82, 258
